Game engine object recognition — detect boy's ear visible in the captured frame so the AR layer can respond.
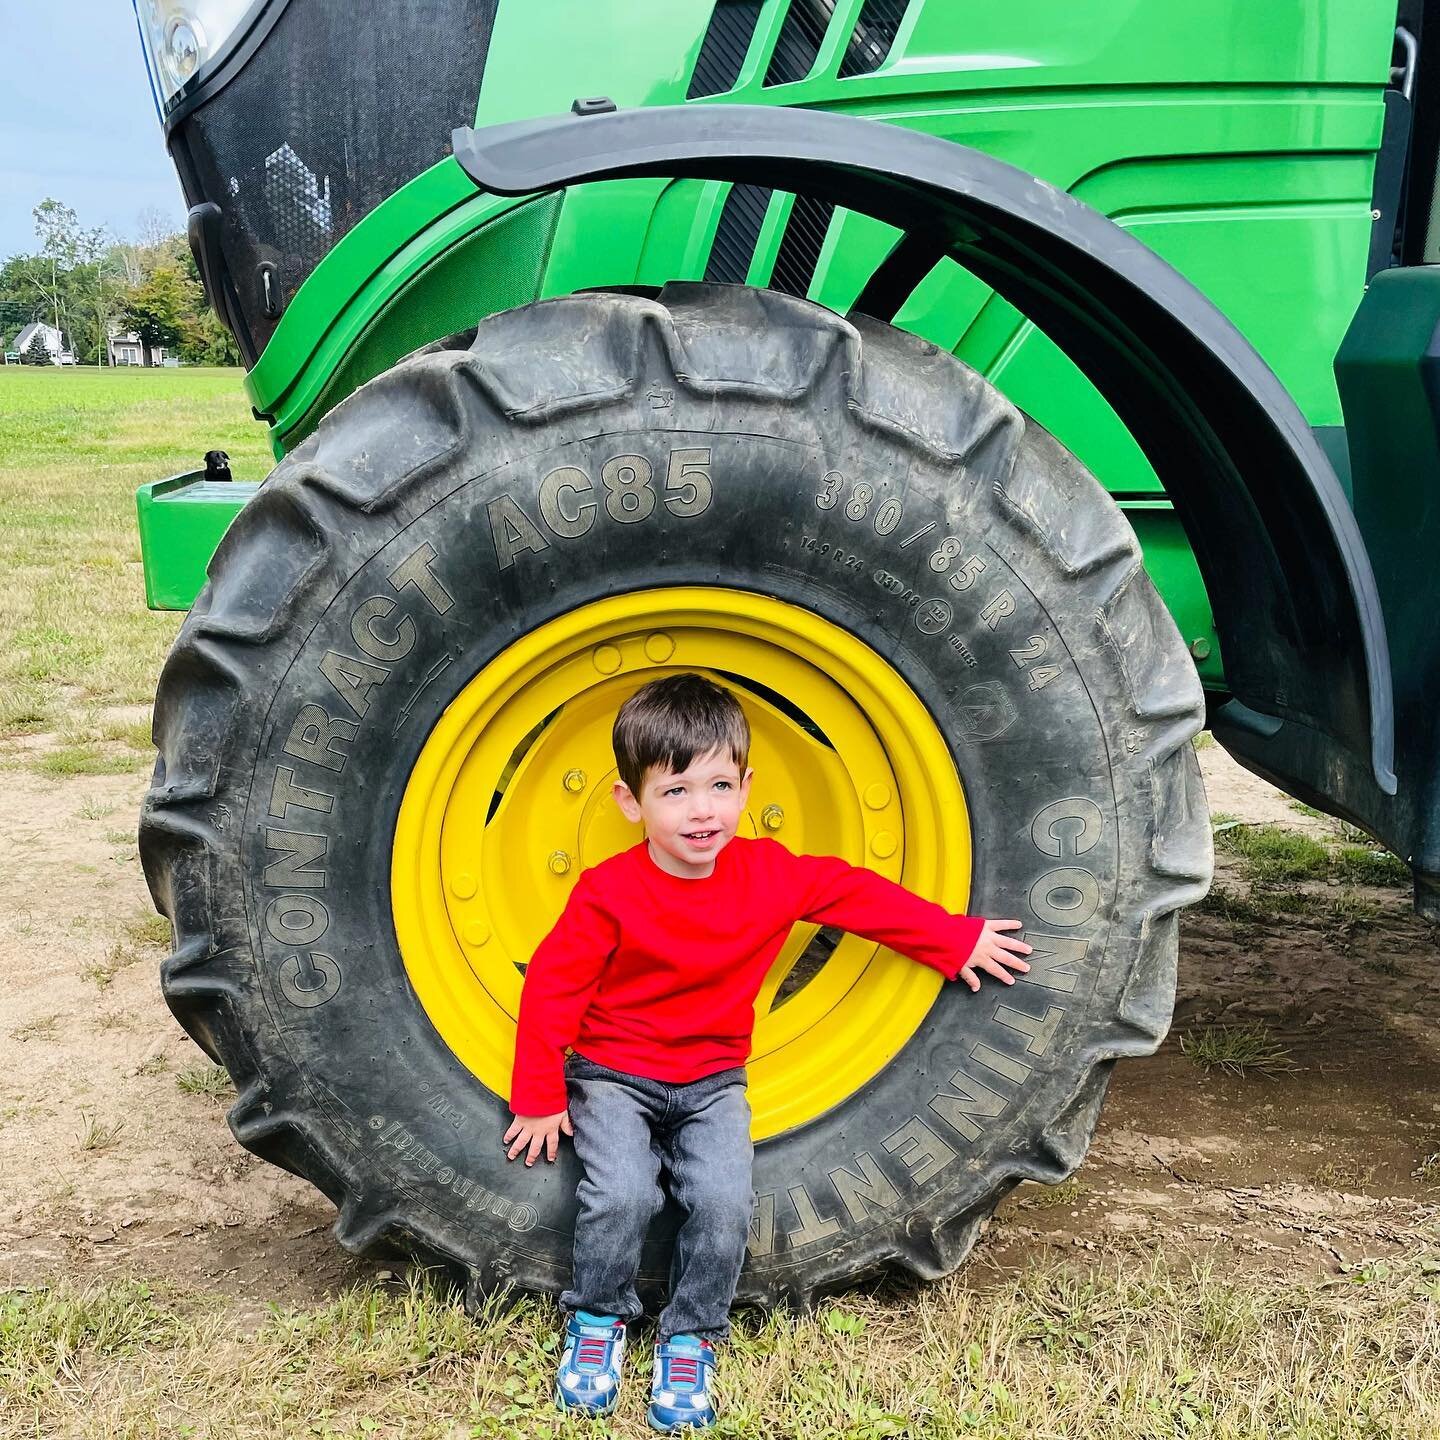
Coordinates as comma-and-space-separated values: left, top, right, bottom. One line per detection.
612, 780, 643, 823
739, 766, 754, 804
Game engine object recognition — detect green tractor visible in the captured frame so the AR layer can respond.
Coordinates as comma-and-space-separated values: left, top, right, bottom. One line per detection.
133, 0, 1436, 1308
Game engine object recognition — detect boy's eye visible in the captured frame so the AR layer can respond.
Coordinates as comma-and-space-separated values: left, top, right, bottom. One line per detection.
665, 786, 684, 797
714, 781, 731, 791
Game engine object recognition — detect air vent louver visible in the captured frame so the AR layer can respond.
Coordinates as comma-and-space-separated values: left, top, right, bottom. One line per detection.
688, 0, 765, 98
705, 183, 774, 284
763, 0, 836, 86
769, 194, 835, 297
837, 0, 909, 78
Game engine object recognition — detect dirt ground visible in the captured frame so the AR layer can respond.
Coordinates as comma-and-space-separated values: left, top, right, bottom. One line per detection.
2, 741, 1437, 1313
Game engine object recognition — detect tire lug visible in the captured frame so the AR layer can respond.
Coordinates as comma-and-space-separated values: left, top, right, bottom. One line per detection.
563, 768, 588, 794
548, 850, 573, 875
644, 632, 675, 663
761, 804, 784, 831
449, 871, 478, 899
463, 920, 490, 947
863, 784, 891, 811
870, 831, 897, 859
592, 644, 622, 674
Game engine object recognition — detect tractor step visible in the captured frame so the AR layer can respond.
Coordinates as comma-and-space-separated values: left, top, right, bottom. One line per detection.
136, 473, 258, 611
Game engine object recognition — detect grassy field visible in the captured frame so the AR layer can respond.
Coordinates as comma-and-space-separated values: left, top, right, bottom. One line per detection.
5, 1259, 1439, 1439
0, 366, 271, 742
3, 369, 1439, 1438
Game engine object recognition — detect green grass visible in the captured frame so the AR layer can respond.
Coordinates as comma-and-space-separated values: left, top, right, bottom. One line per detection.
0, 368, 271, 737
123, 910, 171, 947
1179, 1022, 1297, 1078
1214, 824, 1330, 883
32, 744, 143, 777
1197, 883, 1378, 937
1332, 845, 1413, 888
0, 1280, 181, 1396
75, 1110, 124, 1152
81, 941, 143, 989
175, 1063, 234, 1101
4, 1261, 1440, 1438
1214, 822, 1411, 890
1017, 1176, 1083, 1210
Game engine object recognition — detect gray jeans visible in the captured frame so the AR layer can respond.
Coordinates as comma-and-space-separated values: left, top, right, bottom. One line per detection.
560, 1052, 754, 1343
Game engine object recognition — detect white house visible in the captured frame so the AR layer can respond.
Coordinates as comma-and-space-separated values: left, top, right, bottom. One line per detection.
107, 328, 169, 366
12, 321, 76, 365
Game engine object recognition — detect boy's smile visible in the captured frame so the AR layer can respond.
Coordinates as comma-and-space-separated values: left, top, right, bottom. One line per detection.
613, 747, 754, 880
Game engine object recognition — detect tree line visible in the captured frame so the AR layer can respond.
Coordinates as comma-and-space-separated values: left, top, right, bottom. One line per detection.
1, 199, 240, 367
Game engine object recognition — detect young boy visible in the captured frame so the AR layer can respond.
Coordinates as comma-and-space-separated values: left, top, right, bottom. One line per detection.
504, 673, 1031, 1430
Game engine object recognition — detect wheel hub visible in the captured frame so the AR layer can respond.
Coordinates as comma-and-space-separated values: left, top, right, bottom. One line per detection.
392, 587, 972, 1139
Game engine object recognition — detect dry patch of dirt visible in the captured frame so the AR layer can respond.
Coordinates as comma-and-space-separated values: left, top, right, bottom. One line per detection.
989, 746, 1440, 1277
0, 742, 1436, 1309
0, 762, 370, 1309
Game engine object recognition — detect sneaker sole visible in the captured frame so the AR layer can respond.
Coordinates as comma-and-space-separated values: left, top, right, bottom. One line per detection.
646, 1404, 715, 1432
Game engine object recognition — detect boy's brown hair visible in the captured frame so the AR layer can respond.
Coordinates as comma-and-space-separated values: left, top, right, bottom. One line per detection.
612, 673, 750, 795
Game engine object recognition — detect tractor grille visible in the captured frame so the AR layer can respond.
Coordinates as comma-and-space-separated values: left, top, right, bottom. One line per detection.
837, 0, 910, 78
705, 183, 774, 284
763, 0, 837, 86
171, 0, 498, 361
688, 0, 765, 98
770, 194, 835, 297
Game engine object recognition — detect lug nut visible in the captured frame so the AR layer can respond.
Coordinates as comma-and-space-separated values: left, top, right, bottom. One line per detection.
563, 768, 587, 794
548, 850, 573, 875
761, 804, 784, 831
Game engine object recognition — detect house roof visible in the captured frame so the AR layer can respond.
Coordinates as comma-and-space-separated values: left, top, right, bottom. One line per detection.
14, 322, 60, 351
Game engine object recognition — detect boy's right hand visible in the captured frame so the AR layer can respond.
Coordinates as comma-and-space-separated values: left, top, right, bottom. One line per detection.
504, 1109, 573, 1166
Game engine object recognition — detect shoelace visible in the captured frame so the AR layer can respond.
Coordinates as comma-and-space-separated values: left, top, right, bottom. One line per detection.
662, 1353, 703, 1390
573, 1337, 614, 1370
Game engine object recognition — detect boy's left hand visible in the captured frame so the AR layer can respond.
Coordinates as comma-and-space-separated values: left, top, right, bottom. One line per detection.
958, 919, 1032, 991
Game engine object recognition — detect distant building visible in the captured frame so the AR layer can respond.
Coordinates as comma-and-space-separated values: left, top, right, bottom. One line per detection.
108, 328, 169, 366
11, 321, 76, 365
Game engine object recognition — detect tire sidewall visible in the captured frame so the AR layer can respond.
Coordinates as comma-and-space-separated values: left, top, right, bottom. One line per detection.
218, 398, 1144, 1305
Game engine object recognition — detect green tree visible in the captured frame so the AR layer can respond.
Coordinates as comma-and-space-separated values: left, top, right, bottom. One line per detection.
32, 199, 83, 343
120, 265, 190, 366
22, 330, 51, 365
177, 303, 241, 366
0, 255, 53, 335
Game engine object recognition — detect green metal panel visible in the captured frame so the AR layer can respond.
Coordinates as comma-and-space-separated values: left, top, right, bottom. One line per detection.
142, 0, 1395, 680
136, 474, 257, 611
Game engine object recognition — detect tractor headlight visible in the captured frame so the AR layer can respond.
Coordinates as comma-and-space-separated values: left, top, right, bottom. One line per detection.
133, 0, 262, 117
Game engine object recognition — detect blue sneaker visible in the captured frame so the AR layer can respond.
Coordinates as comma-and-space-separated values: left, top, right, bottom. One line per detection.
647, 1334, 717, 1432
555, 1311, 627, 1416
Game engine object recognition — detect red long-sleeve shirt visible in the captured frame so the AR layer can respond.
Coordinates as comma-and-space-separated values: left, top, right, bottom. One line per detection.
508, 836, 984, 1116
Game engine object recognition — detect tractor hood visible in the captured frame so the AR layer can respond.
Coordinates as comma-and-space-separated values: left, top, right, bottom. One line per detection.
146, 0, 500, 363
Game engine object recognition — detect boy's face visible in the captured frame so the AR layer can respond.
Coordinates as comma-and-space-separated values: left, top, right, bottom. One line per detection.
613, 746, 754, 879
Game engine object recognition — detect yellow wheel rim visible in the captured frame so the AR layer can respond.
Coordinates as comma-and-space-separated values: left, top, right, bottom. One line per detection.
392, 587, 971, 1140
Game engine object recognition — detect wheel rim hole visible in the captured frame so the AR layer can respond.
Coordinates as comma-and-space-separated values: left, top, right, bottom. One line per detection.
712, 669, 834, 750
485, 706, 563, 823
772, 925, 843, 1008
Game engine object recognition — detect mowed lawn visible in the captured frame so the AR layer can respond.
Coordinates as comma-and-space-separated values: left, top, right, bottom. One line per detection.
3, 367, 1440, 1438
0, 366, 271, 746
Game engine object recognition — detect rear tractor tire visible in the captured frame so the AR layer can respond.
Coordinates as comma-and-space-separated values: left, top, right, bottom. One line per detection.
141, 283, 1211, 1310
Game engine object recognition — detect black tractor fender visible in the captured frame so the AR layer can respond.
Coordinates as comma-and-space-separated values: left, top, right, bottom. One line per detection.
450, 103, 1398, 823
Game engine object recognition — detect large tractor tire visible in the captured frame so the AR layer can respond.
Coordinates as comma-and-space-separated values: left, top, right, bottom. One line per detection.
141, 284, 1210, 1310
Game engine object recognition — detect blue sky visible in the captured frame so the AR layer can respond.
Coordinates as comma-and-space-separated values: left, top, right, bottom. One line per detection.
1, 2, 188, 258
